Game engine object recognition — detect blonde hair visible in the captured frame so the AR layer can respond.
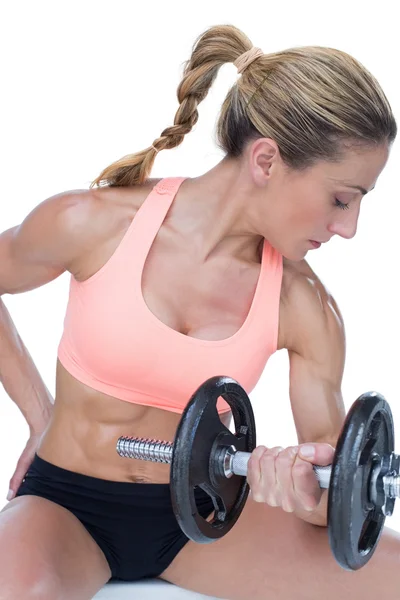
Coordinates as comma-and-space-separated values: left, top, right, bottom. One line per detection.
90, 24, 397, 188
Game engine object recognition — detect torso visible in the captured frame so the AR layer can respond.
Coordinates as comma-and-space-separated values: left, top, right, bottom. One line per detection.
36, 180, 315, 483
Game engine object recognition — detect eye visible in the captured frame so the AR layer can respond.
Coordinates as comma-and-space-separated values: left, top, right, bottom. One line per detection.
335, 198, 350, 211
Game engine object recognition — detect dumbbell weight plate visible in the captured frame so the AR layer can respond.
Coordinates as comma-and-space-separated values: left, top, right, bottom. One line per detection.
328, 392, 394, 570
170, 376, 256, 543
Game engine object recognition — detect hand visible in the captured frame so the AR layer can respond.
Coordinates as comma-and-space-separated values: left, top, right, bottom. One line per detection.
247, 443, 335, 514
7, 430, 45, 501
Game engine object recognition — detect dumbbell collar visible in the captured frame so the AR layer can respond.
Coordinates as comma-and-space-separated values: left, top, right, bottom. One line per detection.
370, 452, 400, 515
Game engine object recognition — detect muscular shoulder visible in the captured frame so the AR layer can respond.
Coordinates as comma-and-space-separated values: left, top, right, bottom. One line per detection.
279, 258, 345, 363
13, 180, 159, 275
12, 189, 112, 266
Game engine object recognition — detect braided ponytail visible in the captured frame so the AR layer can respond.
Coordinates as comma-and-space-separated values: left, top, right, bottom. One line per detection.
90, 25, 252, 187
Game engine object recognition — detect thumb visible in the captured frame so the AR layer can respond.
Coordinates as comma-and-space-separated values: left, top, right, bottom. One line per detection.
298, 442, 335, 465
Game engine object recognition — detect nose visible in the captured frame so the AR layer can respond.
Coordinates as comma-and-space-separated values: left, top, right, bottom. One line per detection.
328, 203, 361, 240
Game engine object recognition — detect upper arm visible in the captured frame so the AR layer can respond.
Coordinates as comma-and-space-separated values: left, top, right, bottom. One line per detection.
281, 261, 347, 446
0, 190, 95, 296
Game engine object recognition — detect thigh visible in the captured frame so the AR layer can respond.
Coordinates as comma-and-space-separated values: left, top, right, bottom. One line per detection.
0, 495, 111, 600
160, 495, 400, 600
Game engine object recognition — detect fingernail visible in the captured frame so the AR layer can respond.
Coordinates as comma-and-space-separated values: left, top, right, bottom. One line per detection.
7, 489, 14, 501
300, 445, 315, 458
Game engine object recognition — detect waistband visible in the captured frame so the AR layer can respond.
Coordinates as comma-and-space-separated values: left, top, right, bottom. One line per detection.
29, 454, 170, 496
29, 454, 212, 505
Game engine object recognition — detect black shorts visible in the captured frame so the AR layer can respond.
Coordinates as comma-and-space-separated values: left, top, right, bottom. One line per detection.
16, 454, 214, 581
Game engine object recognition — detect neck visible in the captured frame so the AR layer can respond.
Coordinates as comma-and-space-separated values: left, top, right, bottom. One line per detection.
176, 158, 265, 263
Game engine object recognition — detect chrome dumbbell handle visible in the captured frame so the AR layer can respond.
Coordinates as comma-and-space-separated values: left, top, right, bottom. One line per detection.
116, 436, 332, 488
117, 437, 400, 499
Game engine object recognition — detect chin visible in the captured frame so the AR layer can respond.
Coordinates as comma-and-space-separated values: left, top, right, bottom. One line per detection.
266, 238, 307, 262
281, 248, 308, 262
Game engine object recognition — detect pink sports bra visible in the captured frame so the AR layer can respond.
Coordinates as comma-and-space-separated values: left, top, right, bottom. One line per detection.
57, 177, 283, 413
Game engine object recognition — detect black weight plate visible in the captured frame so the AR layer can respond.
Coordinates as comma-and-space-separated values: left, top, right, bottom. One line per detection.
170, 376, 256, 543
328, 392, 394, 570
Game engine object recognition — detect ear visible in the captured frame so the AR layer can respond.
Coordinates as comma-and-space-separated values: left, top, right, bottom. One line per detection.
249, 138, 280, 186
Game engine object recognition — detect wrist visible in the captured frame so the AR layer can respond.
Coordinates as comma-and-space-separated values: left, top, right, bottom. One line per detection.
295, 489, 328, 526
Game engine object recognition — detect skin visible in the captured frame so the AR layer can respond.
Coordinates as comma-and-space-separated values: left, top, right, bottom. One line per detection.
0, 137, 392, 599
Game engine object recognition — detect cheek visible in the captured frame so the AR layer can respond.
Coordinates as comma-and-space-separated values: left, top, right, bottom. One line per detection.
285, 205, 317, 231
289, 200, 328, 231
269, 186, 327, 240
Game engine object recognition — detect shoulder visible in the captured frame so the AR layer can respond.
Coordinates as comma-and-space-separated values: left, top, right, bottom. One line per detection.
279, 258, 345, 360
24, 177, 162, 234
2, 180, 164, 286
12, 189, 95, 253
15, 180, 160, 260
12, 189, 108, 261
9, 187, 124, 274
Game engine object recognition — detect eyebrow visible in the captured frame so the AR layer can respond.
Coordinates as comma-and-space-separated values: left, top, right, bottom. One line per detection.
344, 184, 375, 195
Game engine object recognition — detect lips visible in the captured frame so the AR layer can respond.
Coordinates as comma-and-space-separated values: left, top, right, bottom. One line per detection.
309, 240, 322, 249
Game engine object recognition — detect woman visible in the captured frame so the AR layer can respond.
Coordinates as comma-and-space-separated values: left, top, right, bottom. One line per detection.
0, 23, 397, 600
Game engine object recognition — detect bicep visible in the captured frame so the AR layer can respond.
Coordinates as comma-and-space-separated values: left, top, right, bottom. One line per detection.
284, 265, 347, 445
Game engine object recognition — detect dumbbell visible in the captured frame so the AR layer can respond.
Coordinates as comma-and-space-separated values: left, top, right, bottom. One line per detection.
116, 376, 399, 571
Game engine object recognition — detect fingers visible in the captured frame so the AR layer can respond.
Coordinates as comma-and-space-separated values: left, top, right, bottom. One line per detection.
248, 443, 334, 513
259, 446, 285, 507
8, 459, 26, 500
247, 445, 268, 503
275, 446, 298, 512
248, 445, 296, 510
8, 474, 20, 500
7, 438, 37, 501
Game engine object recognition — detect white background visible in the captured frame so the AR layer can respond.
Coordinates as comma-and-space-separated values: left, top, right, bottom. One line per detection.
0, 0, 399, 533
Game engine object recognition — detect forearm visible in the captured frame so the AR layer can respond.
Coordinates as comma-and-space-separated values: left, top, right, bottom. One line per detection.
0, 297, 53, 432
